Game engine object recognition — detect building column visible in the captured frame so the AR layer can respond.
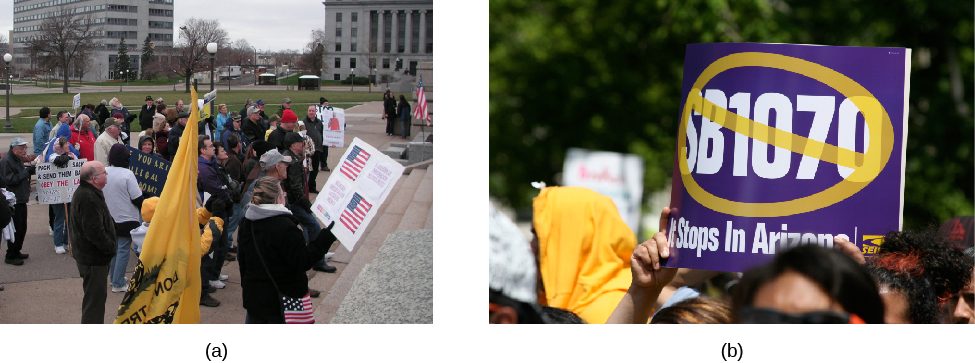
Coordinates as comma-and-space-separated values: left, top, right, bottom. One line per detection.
405, 10, 413, 55
420, 10, 428, 55
376, 10, 384, 54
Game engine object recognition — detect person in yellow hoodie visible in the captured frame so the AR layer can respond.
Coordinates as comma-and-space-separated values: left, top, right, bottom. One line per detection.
531, 186, 637, 324
135, 197, 223, 259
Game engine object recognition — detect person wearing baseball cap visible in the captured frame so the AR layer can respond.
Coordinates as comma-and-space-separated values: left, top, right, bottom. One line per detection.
241, 106, 267, 143
2, 137, 35, 265
275, 98, 292, 118
280, 131, 335, 273
255, 100, 269, 128
94, 117, 124, 165
267, 109, 298, 152
167, 110, 192, 157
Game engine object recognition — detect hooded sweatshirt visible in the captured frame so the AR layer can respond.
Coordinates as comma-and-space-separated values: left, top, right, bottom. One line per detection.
532, 186, 637, 324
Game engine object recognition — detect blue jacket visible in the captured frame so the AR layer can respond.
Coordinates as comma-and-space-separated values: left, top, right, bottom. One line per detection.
32, 119, 53, 156
198, 156, 233, 214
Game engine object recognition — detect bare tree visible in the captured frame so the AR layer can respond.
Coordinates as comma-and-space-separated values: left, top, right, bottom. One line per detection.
173, 18, 229, 93
228, 39, 253, 66
299, 28, 328, 78
24, 5, 101, 93
0, 34, 8, 55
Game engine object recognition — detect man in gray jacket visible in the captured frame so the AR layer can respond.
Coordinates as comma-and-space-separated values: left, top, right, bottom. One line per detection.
2, 138, 35, 265
70, 161, 116, 323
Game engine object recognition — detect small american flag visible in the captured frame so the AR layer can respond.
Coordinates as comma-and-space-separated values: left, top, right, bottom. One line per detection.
413, 74, 429, 126
339, 193, 373, 234
282, 293, 315, 324
339, 145, 371, 180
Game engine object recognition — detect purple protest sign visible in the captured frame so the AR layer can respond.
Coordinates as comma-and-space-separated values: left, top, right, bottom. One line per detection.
664, 43, 909, 272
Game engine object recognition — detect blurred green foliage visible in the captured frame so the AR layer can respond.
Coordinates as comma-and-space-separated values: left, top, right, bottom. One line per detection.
490, 0, 974, 228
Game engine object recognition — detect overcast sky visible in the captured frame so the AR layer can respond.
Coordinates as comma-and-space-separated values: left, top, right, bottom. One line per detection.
1, 0, 327, 52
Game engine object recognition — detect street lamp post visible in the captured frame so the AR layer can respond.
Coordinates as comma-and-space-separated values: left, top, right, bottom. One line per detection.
4, 53, 13, 131
207, 42, 217, 119
350, 68, 354, 92
173, 70, 178, 91
48, 69, 52, 88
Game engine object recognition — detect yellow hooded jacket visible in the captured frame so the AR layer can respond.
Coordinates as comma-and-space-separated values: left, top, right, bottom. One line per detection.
533, 187, 636, 324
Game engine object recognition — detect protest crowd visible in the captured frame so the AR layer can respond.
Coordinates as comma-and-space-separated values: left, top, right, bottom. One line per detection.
0, 91, 414, 324
489, 187, 975, 324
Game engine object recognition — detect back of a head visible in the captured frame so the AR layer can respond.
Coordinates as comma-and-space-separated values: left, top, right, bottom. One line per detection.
489, 203, 547, 324
541, 306, 586, 324
733, 244, 885, 324
867, 228, 974, 323
651, 297, 732, 324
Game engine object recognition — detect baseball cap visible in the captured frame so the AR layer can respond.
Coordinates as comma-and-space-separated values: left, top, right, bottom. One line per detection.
284, 132, 304, 146
104, 118, 123, 127
247, 106, 260, 116
259, 149, 292, 166
282, 98, 291, 104
256, 100, 265, 106
10, 137, 28, 147
112, 112, 124, 119
177, 111, 191, 118
145, 95, 153, 102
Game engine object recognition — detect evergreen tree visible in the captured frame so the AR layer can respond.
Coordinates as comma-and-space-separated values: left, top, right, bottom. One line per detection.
114, 37, 130, 80
141, 35, 154, 80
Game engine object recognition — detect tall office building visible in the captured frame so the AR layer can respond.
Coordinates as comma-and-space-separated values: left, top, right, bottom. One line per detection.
322, 0, 432, 82
10, 0, 175, 81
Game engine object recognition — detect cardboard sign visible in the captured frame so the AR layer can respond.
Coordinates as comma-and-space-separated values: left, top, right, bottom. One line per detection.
36, 159, 86, 204
311, 137, 404, 251
665, 43, 909, 272
319, 107, 346, 148
127, 146, 171, 197
562, 148, 644, 234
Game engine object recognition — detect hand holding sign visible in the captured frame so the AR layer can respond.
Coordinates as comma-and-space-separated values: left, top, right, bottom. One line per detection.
630, 207, 677, 289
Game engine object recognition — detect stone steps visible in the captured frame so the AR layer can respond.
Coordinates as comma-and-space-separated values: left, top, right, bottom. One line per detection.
312, 164, 433, 323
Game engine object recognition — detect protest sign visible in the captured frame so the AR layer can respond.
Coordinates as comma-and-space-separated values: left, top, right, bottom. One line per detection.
36, 159, 86, 204
311, 137, 404, 251
127, 146, 171, 197
72, 93, 81, 110
320, 107, 345, 147
664, 43, 909, 272
562, 148, 644, 234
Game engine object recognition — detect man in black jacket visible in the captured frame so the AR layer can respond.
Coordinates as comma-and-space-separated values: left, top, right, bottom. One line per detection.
282, 133, 335, 273
2, 138, 35, 265
139, 95, 155, 132
167, 111, 190, 157
241, 106, 267, 143
304, 105, 326, 192
383, 90, 397, 136
70, 161, 116, 323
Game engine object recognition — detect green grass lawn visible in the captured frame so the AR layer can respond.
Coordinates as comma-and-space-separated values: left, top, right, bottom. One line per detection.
0, 88, 380, 132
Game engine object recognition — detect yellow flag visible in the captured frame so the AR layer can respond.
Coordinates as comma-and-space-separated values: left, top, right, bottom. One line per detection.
115, 87, 202, 324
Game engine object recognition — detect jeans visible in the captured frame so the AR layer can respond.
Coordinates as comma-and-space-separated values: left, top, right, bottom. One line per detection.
290, 205, 325, 266
109, 236, 132, 288
52, 203, 69, 248
226, 203, 243, 247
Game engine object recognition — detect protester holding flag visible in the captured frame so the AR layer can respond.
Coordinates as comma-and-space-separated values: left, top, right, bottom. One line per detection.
238, 176, 338, 323
70, 161, 115, 323
396, 94, 411, 139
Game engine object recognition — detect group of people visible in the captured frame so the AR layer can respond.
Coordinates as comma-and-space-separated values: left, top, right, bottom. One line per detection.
383, 89, 413, 139
1, 94, 356, 324
489, 186, 975, 324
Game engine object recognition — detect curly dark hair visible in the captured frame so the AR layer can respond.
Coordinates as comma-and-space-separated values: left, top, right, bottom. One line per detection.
652, 297, 732, 324
866, 228, 974, 323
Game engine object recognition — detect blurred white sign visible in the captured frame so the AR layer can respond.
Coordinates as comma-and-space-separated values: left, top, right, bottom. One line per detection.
562, 148, 644, 234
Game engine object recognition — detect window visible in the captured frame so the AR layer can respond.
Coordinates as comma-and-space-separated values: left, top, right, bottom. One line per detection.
411, 11, 420, 53
335, 27, 342, 37
369, 11, 379, 53
334, 74, 341, 81
425, 11, 433, 53
350, 43, 357, 52
351, 12, 358, 22
335, 43, 341, 52
383, 58, 389, 69
383, 12, 392, 53
334, 57, 341, 68
350, 58, 357, 69
336, 12, 342, 22
351, 28, 357, 37
397, 12, 406, 53
149, 8, 173, 17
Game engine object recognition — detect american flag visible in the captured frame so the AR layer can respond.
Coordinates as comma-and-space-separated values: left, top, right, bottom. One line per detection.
339, 145, 371, 180
339, 193, 373, 234
282, 293, 315, 324
413, 74, 429, 126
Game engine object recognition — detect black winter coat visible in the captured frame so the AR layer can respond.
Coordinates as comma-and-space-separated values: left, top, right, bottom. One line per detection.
70, 182, 116, 266
241, 118, 266, 143
0, 149, 34, 204
238, 205, 333, 318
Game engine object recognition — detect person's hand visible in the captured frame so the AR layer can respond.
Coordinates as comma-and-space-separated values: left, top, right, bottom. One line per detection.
630, 207, 677, 290
834, 235, 865, 264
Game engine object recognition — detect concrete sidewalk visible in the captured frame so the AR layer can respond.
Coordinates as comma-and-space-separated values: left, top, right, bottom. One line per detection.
0, 100, 434, 323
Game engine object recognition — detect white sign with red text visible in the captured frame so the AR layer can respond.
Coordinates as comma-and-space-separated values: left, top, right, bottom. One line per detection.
36, 159, 87, 204
562, 148, 644, 234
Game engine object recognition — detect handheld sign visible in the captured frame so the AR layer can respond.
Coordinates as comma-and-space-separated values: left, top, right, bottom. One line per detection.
665, 43, 909, 272
562, 148, 644, 235
319, 107, 346, 147
36, 159, 86, 204
311, 137, 404, 251
127, 146, 171, 197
